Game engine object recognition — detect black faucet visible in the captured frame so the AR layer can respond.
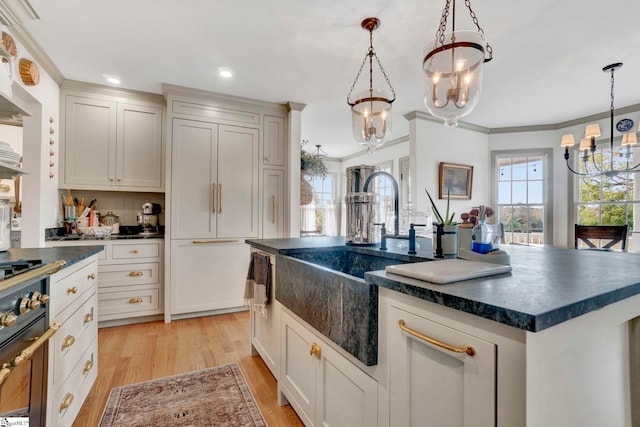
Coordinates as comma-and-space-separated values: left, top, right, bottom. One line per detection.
374, 223, 388, 250
363, 171, 399, 238
408, 223, 426, 255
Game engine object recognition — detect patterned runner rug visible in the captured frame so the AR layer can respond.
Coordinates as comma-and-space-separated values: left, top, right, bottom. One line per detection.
99, 363, 266, 426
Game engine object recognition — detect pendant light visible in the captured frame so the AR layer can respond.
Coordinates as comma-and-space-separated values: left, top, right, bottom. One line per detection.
423, 0, 493, 127
347, 17, 396, 152
561, 63, 640, 177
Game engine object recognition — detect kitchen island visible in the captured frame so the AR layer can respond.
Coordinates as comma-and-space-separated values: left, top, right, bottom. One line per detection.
247, 237, 640, 427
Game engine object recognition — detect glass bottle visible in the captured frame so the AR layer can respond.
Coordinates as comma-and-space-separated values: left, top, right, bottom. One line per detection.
471, 205, 493, 254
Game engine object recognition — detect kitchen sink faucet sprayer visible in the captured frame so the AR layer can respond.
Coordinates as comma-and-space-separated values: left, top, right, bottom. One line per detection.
363, 171, 399, 238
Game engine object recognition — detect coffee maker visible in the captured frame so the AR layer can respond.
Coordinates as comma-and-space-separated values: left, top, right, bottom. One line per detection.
137, 202, 161, 235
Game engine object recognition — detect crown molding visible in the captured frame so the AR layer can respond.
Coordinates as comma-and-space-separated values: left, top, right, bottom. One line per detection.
403, 110, 491, 134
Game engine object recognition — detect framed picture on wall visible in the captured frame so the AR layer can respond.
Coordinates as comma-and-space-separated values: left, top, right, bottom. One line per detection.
439, 162, 473, 199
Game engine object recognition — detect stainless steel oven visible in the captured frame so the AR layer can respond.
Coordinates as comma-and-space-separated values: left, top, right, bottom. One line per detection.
0, 260, 65, 426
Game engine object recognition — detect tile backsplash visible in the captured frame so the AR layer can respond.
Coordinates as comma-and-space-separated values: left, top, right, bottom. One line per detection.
58, 190, 165, 226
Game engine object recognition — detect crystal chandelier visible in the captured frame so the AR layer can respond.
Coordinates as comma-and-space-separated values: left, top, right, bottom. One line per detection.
423, 0, 493, 127
347, 17, 396, 152
561, 63, 640, 177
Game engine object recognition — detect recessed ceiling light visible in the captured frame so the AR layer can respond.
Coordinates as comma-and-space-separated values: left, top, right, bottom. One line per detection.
218, 67, 233, 78
106, 77, 121, 85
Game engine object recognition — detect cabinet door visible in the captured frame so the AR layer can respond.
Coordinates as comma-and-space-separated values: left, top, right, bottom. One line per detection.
217, 125, 259, 238
117, 103, 164, 189
169, 239, 249, 315
388, 305, 496, 427
263, 115, 285, 166
316, 342, 378, 427
171, 119, 218, 239
280, 310, 317, 426
250, 253, 280, 377
63, 96, 117, 187
262, 169, 285, 238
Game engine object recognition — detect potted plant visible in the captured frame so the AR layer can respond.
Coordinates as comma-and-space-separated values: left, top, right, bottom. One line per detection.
300, 149, 328, 205
425, 187, 458, 256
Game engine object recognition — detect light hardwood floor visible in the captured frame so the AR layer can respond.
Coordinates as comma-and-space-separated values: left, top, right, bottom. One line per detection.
72, 311, 303, 426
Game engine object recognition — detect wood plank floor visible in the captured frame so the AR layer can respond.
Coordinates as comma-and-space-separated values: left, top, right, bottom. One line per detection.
72, 311, 303, 426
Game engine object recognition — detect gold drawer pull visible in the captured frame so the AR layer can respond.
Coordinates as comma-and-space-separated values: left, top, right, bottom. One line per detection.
129, 297, 143, 304
83, 358, 93, 374
132, 249, 139, 254
129, 271, 143, 277
61, 335, 75, 351
272, 195, 277, 224
87, 273, 95, 280
310, 343, 321, 359
60, 392, 74, 412
398, 320, 475, 356
67, 286, 77, 294
219, 183, 223, 213
192, 239, 239, 244
212, 183, 216, 213
83, 309, 94, 324
10, 323, 61, 368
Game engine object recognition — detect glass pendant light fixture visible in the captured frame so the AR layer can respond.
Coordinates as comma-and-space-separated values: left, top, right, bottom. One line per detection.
561, 63, 640, 177
423, 0, 493, 127
347, 17, 396, 152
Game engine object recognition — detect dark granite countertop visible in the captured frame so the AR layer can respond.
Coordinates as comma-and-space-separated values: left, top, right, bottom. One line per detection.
45, 226, 164, 241
247, 238, 640, 332
2, 246, 104, 269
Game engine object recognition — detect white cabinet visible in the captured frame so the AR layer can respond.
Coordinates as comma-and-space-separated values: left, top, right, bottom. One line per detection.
170, 239, 250, 315
263, 115, 285, 166
386, 303, 496, 427
60, 90, 164, 192
262, 169, 285, 238
47, 255, 99, 427
249, 250, 280, 377
280, 309, 378, 427
170, 119, 259, 239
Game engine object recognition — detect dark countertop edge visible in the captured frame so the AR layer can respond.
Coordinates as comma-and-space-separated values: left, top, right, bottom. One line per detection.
3, 246, 105, 270
45, 234, 165, 241
366, 271, 640, 332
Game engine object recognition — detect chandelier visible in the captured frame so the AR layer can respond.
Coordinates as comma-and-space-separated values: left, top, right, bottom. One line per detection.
561, 63, 640, 177
423, 0, 493, 127
347, 17, 396, 152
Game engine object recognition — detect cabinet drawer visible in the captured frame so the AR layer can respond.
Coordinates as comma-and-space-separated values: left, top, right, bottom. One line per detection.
111, 242, 160, 259
98, 287, 160, 320
98, 262, 159, 288
50, 259, 98, 319
51, 292, 98, 390
50, 339, 98, 427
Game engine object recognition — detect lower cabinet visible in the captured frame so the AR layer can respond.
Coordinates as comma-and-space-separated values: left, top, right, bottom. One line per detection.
280, 309, 378, 427
249, 250, 280, 378
170, 239, 250, 315
47, 255, 99, 427
386, 302, 496, 427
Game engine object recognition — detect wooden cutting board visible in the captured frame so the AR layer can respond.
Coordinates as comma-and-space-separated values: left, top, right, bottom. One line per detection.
385, 259, 512, 284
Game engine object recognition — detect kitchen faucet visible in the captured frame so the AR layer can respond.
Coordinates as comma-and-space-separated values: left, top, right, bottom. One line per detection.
363, 171, 399, 238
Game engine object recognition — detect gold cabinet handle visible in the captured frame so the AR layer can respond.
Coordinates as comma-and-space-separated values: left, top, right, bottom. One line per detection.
310, 342, 321, 359
60, 392, 74, 412
219, 183, 223, 213
83, 357, 94, 374
129, 297, 143, 304
212, 183, 216, 214
67, 286, 77, 294
192, 239, 239, 244
272, 195, 277, 224
132, 249, 139, 254
398, 320, 475, 356
10, 323, 61, 368
87, 273, 95, 280
61, 335, 75, 351
129, 271, 143, 277
83, 308, 94, 324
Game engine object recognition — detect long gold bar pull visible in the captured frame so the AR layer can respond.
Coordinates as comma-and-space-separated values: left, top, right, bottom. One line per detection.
192, 239, 239, 244
398, 320, 476, 356
212, 183, 216, 214
11, 323, 61, 366
219, 183, 223, 213
272, 195, 277, 224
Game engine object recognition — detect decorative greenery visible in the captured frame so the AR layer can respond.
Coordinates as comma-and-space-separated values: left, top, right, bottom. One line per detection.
301, 149, 328, 179
426, 187, 456, 225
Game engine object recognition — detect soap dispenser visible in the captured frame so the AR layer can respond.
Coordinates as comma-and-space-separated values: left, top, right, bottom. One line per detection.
471, 205, 493, 254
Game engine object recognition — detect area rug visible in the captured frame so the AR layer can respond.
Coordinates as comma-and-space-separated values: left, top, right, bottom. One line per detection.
99, 363, 266, 426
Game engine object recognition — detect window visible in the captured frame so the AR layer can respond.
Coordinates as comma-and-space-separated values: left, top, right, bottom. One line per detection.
574, 144, 636, 249
494, 150, 551, 245
301, 173, 337, 236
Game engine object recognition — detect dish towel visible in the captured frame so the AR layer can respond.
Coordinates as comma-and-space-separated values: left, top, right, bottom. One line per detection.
244, 252, 271, 318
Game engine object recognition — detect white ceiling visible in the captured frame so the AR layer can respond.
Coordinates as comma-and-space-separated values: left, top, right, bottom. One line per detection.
22, 0, 640, 158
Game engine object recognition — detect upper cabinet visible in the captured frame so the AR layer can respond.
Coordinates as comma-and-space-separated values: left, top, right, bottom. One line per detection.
59, 83, 165, 192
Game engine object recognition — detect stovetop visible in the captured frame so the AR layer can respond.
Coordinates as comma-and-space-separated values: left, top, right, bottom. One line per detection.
0, 259, 44, 281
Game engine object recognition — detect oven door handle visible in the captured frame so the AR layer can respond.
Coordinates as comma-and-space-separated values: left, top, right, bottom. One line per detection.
0, 322, 61, 385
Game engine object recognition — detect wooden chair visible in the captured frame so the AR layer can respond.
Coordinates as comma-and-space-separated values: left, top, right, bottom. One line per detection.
574, 224, 629, 251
